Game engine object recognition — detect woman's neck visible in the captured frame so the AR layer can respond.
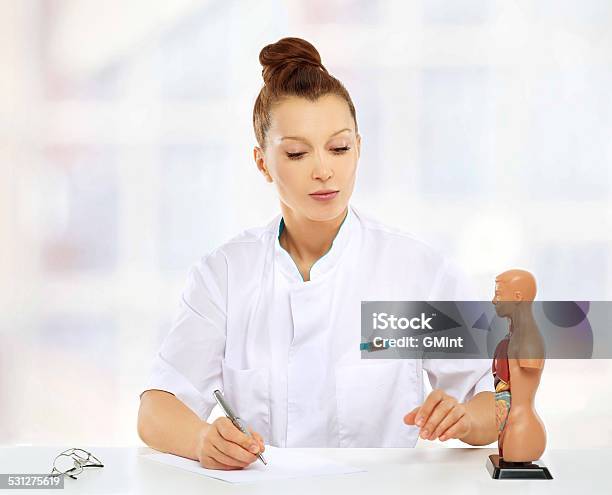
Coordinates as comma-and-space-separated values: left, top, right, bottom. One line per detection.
279, 205, 348, 268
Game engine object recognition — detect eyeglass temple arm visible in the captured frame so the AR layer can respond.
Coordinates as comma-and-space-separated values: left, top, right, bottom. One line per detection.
53, 467, 79, 480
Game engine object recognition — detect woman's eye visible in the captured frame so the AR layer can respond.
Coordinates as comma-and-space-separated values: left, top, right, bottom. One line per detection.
286, 152, 306, 160
331, 146, 351, 154
286, 146, 350, 160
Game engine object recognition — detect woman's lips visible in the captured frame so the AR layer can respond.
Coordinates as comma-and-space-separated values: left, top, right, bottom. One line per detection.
309, 191, 339, 201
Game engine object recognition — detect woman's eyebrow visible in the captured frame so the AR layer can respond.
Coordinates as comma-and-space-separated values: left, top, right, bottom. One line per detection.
280, 128, 352, 143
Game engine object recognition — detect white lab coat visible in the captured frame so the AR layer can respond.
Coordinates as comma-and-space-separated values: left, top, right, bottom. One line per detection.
141, 204, 493, 447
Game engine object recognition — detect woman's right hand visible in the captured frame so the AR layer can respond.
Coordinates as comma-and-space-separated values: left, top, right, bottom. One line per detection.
196, 417, 265, 470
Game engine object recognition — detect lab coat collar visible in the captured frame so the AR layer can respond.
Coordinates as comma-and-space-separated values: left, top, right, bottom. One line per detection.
273, 205, 356, 284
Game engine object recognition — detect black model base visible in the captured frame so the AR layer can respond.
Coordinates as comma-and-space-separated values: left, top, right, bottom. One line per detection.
486, 454, 553, 480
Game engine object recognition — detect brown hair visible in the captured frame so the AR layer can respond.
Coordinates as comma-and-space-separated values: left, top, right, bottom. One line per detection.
253, 37, 358, 150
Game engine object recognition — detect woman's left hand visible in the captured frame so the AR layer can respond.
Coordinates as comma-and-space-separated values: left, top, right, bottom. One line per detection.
403, 389, 472, 442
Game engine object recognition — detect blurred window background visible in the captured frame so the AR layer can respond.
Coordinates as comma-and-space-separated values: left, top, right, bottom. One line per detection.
1, 0, 611, 447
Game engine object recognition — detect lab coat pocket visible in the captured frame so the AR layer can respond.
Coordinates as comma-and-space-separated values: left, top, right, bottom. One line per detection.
220, 360, 271, 441
335, 360, 421, 447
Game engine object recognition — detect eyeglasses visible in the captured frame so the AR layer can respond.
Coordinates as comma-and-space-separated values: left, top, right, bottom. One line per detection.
49, 448, 104, 480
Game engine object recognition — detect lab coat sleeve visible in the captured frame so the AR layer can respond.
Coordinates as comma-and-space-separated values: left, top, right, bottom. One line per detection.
422, 359, 493, 403
140, 250, 227, 420
423, 256, 495, 403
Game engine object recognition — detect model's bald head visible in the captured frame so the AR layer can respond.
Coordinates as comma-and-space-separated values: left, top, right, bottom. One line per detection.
495, 269, 537, 302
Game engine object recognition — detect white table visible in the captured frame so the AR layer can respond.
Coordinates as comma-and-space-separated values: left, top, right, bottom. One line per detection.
0, 446, 605, 494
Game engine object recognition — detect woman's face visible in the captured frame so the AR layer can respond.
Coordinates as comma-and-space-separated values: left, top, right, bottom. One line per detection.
254, 94, 361, 222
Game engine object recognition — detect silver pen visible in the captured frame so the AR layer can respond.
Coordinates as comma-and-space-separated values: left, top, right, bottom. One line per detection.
213, 389, 267, 465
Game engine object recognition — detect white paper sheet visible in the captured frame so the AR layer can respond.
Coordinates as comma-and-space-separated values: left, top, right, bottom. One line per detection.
142, 446, 365, 484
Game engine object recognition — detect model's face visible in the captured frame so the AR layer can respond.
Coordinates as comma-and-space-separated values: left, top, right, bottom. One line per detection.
492, 281, 515, 317
254, 94, 361, 221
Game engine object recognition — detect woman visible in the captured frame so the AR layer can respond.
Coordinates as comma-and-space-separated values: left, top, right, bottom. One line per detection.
137, 37, 496, 470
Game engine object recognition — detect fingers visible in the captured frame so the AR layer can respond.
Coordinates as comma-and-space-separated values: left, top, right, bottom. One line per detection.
432, 405, 465, 441
413, 389, 445, 433
403, 406, 420, 425
199, 454, 243, 470
250, 428, 265, 452
217, 418, 261, 456
220, 441, 257, 464
197, 424, 248, 469
407, 390, 465, 441
421, 397, 457, 440
211, 419, 259, 465
209, 444, 250, 468
198, 417, 267, 471
439, 419, 468, 442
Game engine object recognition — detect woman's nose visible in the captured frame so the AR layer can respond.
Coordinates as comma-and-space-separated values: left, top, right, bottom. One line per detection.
312, 160, 333, 181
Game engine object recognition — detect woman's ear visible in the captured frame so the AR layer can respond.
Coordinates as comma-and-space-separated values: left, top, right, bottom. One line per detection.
356, 133, 361, 159
253, 146, 273, 183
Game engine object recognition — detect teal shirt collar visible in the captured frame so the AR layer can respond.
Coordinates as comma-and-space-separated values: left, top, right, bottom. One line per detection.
275, 207, 352, 282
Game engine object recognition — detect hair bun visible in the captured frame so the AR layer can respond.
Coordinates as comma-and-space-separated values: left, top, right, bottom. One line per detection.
259, 37, 328, 85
